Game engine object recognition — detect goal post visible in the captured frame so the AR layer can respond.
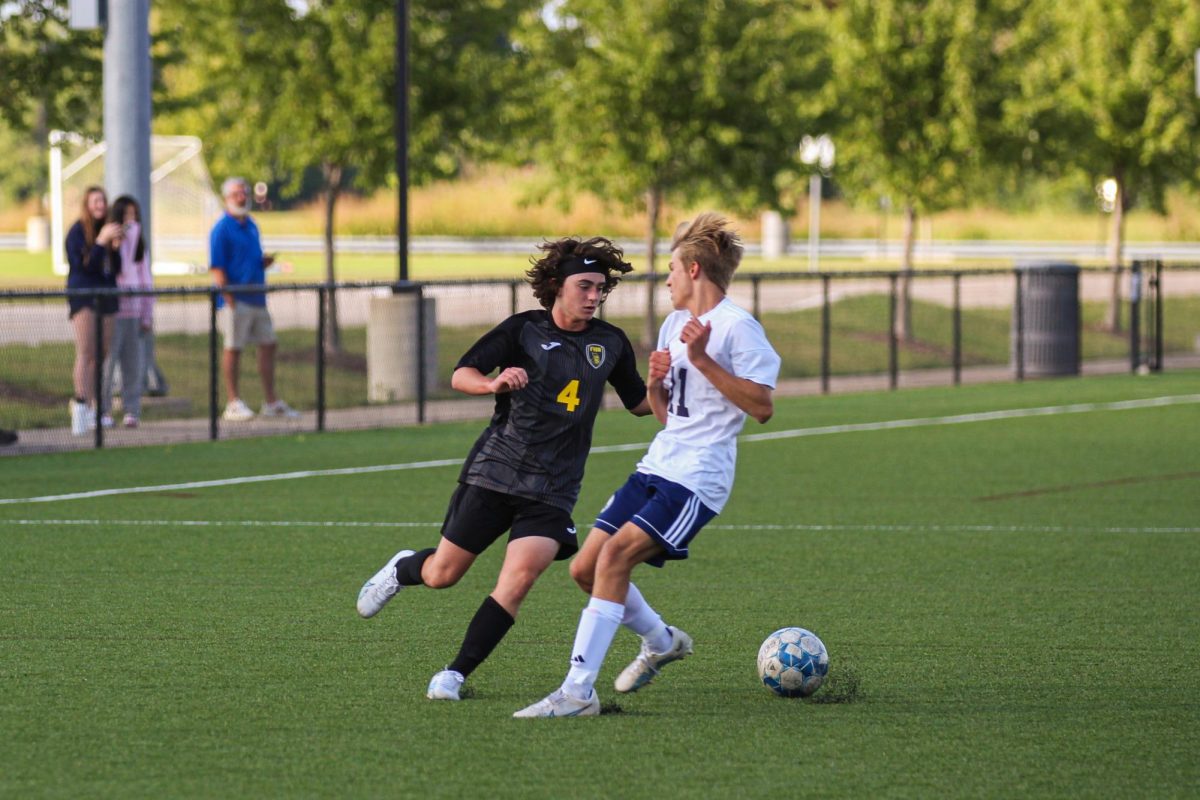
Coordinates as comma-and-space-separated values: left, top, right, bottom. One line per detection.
49, 130, 223, 276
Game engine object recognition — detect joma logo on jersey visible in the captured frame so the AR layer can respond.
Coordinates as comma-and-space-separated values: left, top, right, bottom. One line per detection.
586, 344, 606, 369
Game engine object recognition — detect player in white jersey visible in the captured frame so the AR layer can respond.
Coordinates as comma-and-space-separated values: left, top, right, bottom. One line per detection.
515, 212, 781, 718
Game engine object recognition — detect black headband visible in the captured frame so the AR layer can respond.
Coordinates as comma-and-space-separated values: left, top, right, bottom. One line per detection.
559, 256, 607, 278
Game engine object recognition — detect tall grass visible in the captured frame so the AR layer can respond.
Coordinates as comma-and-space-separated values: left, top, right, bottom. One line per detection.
257, 166, 1200, 242
8, 165, 1200, 241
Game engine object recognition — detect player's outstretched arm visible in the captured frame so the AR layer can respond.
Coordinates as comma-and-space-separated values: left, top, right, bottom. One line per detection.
451, 366, 529, 396
696, 361, 774, 424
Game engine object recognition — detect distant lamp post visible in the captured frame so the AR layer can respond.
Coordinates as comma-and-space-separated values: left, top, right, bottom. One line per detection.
1097, 178, 1118, 213
799, 134, 835, 272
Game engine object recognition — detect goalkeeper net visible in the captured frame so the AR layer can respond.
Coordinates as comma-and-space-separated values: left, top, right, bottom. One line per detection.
49, 130, 223, 275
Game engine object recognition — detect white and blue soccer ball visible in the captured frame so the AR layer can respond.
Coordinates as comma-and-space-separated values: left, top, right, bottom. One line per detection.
757, 627, 829, 698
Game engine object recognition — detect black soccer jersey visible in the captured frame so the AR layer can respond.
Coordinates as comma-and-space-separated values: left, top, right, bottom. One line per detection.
454, 309, 646, 511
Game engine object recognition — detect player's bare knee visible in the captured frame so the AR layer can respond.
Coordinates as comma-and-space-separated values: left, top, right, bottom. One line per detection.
500, 567, 539, 597
569, 559, 594, 592
596, 545, 637, 580
491, 586, 527, 614
422, 562, 463, 589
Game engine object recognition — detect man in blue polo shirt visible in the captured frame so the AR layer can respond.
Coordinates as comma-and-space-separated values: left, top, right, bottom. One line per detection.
209, 177, 299, 421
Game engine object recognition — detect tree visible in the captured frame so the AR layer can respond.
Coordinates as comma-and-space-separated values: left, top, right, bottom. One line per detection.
1006, 0, 1200, 332
826, 0, 1019, 340
0, 1, 103, 207
518, 0, 828, 345
159, 0, 536, 353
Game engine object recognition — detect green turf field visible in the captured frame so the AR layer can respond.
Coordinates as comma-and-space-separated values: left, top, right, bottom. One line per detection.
2, 374, 1198, 797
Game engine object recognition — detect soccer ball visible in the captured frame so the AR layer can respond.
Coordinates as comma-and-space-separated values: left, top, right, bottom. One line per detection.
757, 627, 829, 698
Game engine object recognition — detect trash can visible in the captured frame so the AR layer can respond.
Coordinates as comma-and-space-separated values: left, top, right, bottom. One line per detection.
26, 216, 50, 252
1012, 262, 1080, 377
367, 291, 438, 402
761, 211, 789, 260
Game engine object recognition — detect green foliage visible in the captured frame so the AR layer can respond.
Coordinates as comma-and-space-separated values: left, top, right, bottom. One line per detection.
0, 1, 103, 136
0, 1, 103, 203
0, 125, 48, 204
826, 0, 1023, 214
517, 0, 829, 216
156, 0, 537, 195
408, 0, 542, 182
1006, 0, 1200, 211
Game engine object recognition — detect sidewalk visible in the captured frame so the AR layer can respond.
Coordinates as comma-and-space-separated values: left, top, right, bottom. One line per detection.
3, 355, 1197, 457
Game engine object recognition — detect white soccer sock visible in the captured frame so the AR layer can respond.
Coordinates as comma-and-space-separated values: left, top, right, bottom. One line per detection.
621, 582, 672, 653
562, 597, 624, 699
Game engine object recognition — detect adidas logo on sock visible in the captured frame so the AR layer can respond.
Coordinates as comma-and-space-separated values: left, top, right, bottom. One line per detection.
571, 654, 586, 664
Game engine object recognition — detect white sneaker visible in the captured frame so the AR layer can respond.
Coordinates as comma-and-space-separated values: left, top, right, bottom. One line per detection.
356, 549, 414, 618
614, 626, 693, 693
513, 689, 600, 718
222, 398, 255, 422
69, 400, 89, 436
261, 399, 301, 418
100, 413, 114, 428
426, 669, 465, 701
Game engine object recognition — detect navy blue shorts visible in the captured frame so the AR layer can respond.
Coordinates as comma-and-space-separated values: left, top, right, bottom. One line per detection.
594, 472, 717, 567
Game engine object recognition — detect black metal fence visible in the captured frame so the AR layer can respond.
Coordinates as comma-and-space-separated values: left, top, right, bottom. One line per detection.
2, 261, 1197, 454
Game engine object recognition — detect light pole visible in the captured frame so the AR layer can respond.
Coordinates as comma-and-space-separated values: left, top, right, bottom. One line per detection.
799, 134, 835, 273
396, 0, 410, 283
70, 0, 153, 256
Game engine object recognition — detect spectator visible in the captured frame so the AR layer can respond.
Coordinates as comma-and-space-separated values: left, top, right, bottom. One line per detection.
65, 186, 121, 436
102, 195, 154, 428
209, 176, 299, 421
142, 333, 169, 397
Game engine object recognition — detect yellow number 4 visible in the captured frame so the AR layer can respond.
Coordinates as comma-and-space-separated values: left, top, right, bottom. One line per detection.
557, 379, 581, 412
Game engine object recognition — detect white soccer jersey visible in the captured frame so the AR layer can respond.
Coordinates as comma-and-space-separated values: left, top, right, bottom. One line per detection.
637, 297, 781, 512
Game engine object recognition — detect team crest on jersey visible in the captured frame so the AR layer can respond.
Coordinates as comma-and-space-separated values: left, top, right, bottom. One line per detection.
586, 344, 606, 368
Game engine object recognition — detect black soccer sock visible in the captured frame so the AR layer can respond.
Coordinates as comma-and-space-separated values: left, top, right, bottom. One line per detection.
446, 595, 515, 678
394, 548, 436, 586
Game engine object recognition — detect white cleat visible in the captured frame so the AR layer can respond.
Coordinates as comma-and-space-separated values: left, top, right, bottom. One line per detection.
513, 689, 600, 718
426, 669, 465, 701
356, 549, 414, 618
614, 626, 693, 693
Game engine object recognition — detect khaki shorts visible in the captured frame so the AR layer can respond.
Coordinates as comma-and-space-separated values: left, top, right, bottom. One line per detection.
220, 304, 276, 350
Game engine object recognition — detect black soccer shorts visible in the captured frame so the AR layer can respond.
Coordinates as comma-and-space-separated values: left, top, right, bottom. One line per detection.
441, 482, 579, 561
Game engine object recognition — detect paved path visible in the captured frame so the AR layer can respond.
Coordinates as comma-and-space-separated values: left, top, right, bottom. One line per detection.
4, 355, 1197, 457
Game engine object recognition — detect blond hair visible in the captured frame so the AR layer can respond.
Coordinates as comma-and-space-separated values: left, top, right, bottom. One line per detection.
670, 212, 743, 290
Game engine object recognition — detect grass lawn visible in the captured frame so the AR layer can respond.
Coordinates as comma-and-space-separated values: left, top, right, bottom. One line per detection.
1, 374, 1197, 797
4, 294, 1198, 431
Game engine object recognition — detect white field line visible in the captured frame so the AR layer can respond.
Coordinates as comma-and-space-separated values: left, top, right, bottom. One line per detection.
5, 519, 1198, 534
2, 393, 1197, 507
738, 393, 1200, 444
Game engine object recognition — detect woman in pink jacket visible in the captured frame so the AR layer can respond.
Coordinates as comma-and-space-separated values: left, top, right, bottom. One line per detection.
102, 195, 155, 428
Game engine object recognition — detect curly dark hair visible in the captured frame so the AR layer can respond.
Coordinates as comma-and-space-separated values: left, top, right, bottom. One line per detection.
525, 236, 634, 310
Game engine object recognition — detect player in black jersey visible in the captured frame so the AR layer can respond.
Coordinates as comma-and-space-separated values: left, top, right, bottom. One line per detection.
356, 236, 651, 701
